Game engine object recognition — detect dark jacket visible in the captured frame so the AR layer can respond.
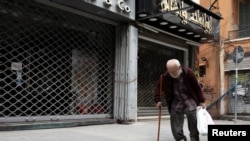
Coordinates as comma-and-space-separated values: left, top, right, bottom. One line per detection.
154, 65, 205, 112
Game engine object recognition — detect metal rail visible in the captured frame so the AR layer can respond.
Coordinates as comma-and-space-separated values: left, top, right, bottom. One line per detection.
206, 83, 238, 110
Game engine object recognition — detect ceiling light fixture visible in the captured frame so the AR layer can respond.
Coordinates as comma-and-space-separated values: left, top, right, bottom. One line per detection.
160, 22, 168, 25
178, 29, 186, 32
201, 37, 207, 40
186, 32, 193, 35
149, 18, 157, 21
207, 40, 214, 43
138, 13, 148, 17
194, 34, 201, 38
169, 25, 177, 29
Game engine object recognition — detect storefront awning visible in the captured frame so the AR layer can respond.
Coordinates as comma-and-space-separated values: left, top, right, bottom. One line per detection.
136, 0, 222, 44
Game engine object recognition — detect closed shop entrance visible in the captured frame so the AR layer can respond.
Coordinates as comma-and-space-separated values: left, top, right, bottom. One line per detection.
0, 0, 115, 122
137, 36, 188, 116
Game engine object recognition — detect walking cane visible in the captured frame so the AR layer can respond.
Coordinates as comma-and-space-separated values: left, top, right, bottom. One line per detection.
157, 75, 163, 141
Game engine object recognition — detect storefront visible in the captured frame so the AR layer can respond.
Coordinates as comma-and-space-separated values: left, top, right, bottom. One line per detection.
0, 0, 221, 126
136, 0, 221, 116
225, 53, 250, 114
0, 0, 137, 123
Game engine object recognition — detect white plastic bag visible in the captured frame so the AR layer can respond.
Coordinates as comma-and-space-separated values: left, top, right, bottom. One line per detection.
196, 106, 215, 136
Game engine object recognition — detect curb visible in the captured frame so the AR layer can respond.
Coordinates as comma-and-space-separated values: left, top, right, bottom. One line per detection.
220, 115, 250, 121
0, 119, 116, 131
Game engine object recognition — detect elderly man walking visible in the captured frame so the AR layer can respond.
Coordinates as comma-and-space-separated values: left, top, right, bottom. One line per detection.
154, 59, 205, 141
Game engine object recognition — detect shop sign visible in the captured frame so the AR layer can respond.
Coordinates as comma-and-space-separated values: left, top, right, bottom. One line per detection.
51, 0, 135, 21
160, 0, 212, 34
136, 0, 222, 43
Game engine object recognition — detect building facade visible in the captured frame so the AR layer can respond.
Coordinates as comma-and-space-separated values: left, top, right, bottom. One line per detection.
198, 0, 250, 118
1, 0, 221, 126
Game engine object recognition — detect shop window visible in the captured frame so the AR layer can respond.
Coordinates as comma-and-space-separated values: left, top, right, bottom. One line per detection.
199, 65, 206, 77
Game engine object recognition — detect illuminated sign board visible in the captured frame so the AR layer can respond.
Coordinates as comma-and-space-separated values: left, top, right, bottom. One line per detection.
136, 0, 222, 43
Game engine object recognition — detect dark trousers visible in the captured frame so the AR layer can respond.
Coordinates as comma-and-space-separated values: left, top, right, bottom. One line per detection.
170, 109, 199, 141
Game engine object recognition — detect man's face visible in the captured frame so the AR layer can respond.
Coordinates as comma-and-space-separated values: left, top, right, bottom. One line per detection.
167, 65, 181, 78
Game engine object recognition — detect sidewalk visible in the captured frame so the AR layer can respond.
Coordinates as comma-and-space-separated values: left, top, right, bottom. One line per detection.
1, 118, 250, 141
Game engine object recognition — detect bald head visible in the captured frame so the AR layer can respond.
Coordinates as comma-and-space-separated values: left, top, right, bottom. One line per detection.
166, 59, 180, 68
166, 59, 182, 78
